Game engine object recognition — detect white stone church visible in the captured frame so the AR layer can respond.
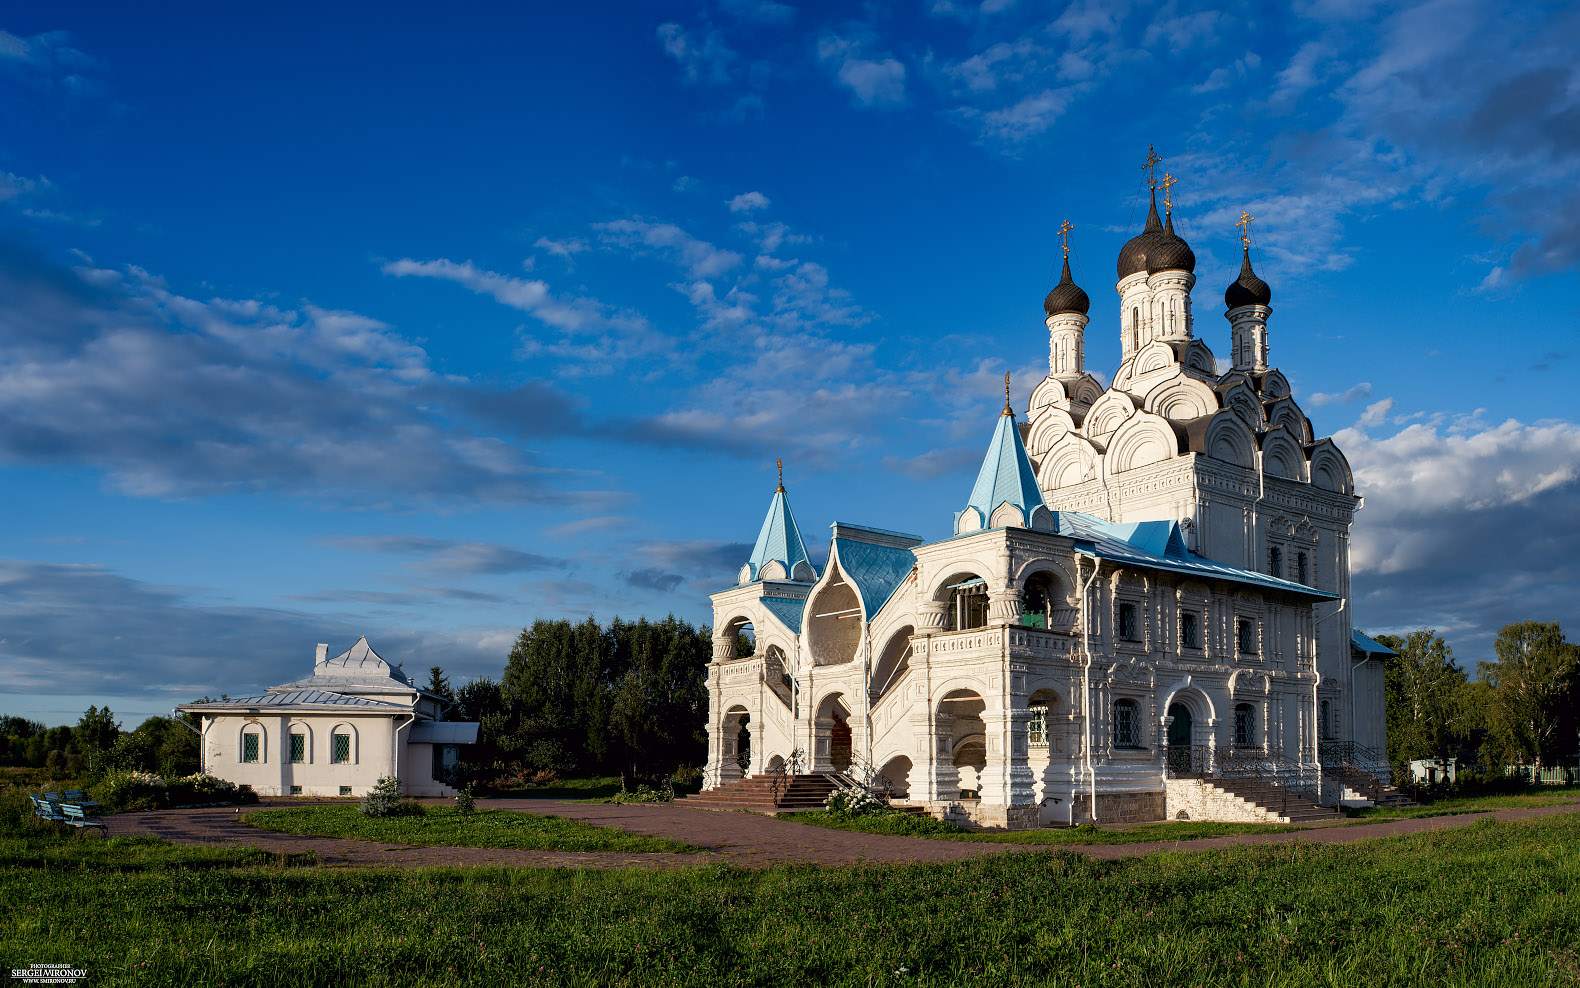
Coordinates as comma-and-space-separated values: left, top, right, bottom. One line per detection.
702, 174, 1393, 827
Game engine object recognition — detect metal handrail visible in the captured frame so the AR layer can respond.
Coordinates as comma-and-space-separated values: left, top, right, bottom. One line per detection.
1164, 742, 1326, 815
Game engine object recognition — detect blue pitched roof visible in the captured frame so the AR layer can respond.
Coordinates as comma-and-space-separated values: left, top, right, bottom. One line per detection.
1352, 630, 1398, 656
1054, 513, 1337, 601
760, 596, 808, 634
833, 536, 917, 619
959, 410, 1051, 532
744, 487, 813, 583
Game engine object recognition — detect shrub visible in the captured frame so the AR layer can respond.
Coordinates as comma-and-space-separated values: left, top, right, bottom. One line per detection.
613, 784, 673, 804
359, 777, 425, 818
824, 789, 884, 818
95, 770, 169, 813
455, 782, 475, 816
164, 773, 256, 807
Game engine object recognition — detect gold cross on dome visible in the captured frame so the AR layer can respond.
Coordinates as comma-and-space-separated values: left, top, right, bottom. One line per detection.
1141, 146, 1163, 189
776, 457, 784, 492
1004, 372, 1013, 413
1160, 173, 1178, 214
1058, 219, 1073, 258
1236, 210, 1255, 248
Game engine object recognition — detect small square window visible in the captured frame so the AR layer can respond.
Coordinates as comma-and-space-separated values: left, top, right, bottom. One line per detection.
338, 786, 352, 797
1237, 618, 1256, 654
1118, 602, 1139, 642
1181, 612, 1199, 649
332, 733, 351, 764
1028, 704, 1048, 746
290, 785, 302, 796
290, 733, 305, 763
241, 732, 259, 763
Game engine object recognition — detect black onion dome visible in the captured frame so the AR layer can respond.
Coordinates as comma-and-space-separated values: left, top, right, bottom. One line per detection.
1116, 189, 1164, 279
1224, 246, 1272, 309
1146, 212, 1197, 274
1044, 257, 1090, 316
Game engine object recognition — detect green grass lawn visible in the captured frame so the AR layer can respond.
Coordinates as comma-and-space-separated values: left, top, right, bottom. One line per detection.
244, 805, 700, 853
486, 776, 625, 800
782, 810, 1308, 843
3, 810, 1577, 986
1347, 786, 1580, 821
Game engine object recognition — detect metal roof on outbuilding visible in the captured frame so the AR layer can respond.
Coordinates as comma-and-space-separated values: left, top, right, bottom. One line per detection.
178, 690, 406, 711
1351, 630, 1398, 656
408, 721, 480, 744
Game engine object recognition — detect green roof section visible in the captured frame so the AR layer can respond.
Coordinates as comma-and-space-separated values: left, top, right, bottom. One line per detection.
957, 407, 1052, 534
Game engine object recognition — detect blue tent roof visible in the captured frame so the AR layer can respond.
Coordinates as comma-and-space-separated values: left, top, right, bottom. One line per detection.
744, 487, 813, 583
958, 410, 1051, 533
1352, 630, 1398, 656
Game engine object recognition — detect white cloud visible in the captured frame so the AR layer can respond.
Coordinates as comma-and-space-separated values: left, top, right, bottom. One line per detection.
1355, 397, 1395, 429
655, 22, 735, 85
382, 257, 623, 333
818, 35, 907, 107
1308, 381, 1373, 407
595, 218, 743, 279
533, 236, 587, 259
727, 190, 771, 213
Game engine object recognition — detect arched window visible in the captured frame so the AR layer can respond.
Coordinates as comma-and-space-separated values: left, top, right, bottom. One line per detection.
1112, 698, 1141, 748
1319, 699, 1331, 740
1131, 307, 1140, 350
1269, 546, 1282, 579
1021, 573, 1055, 628
1237, 618, 1256, 654
1297, 552, 1310, 586
944, 578, 989, 631
1234, 703, 1255, 747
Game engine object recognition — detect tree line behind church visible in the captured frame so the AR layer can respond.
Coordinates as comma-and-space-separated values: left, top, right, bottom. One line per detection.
1378, 620, 1580, 784
437, 615, 712, 789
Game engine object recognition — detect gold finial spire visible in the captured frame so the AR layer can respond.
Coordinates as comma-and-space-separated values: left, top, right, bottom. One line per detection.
1141, 145, 1162, 190
1057, 218, 1073, 259
1003, 371, 1013, 416
775, 457, 784, 492
1236, 210, 1255, 249
1160, 172, 1177, 215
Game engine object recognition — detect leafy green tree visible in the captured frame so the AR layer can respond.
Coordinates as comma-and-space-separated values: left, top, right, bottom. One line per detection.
1477, 621, 1580, 769
1374, 630, 1468, 765
75, 706, 120, 755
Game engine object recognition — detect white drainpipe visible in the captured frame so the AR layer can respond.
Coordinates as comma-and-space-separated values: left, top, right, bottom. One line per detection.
1076, 552, 1103, 824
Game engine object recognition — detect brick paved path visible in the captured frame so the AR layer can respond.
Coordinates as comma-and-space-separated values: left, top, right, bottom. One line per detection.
104, 797, 1580, 870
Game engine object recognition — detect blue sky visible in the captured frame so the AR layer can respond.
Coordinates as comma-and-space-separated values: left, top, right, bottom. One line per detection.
2, 0, 1578, 726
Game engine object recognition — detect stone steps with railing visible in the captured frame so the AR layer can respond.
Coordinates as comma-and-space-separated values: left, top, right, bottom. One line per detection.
1167, 743, 1340, 823
1318, 741, 1418, 807
678, 774, 837, 811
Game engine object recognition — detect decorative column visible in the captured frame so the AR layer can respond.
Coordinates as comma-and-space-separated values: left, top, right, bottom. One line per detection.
978, 706, 1036, 808
917, 600, 948, 633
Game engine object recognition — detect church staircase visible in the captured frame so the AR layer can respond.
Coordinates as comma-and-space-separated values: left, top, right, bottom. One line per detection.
1202, 776, 1340, 823
677, 774, 838, 812
1318, 742, 1418, 808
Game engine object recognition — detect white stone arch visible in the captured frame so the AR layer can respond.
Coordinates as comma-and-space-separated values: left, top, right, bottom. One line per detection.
1223, 384, 1266, 430
1203, 410, 1256, 468
329, 722, 359, 764
1260, 427, 1308, 482
1265, 398, 1312, 443
1308, 440, 1354, 494
874, 751, 914, 798
870, 625, 914, 703
1131, 339, 1179, 377
238, 720, 268, 764
1143, 373, 1219, 422
1183, 339, 1217, 376
1261, 369, 1291, 398
1026, 406, 1076, 456
286, 719, 314, 764
1037, 433, 1098, 490
1107, 411, 1181, 474
806, 557, 863, 666
1070, 377, 1105, 406
1160, 680, 1219, 725
1028, 375, 1066, 411
927, 564, 995, 604
1011, 555, 1078, 597
1081, 391, 1137, 442
716, 609, 761, 648
720, 704, 753, 781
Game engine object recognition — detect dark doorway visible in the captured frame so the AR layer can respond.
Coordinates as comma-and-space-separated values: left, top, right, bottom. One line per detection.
1166, 703, 1193, 774
735, 716, 751, 776
830, 714, 852, 771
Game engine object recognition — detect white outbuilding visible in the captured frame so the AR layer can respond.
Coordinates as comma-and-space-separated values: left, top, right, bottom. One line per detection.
177, 637, 477, 797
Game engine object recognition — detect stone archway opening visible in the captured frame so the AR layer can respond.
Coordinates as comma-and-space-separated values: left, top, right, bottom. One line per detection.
936, 573, 990, 631
807, 565, 861, 666
937, 689, 986, 800
722, 706, 751, 782
814, 693, 852, 772
877, 755, 913, 799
